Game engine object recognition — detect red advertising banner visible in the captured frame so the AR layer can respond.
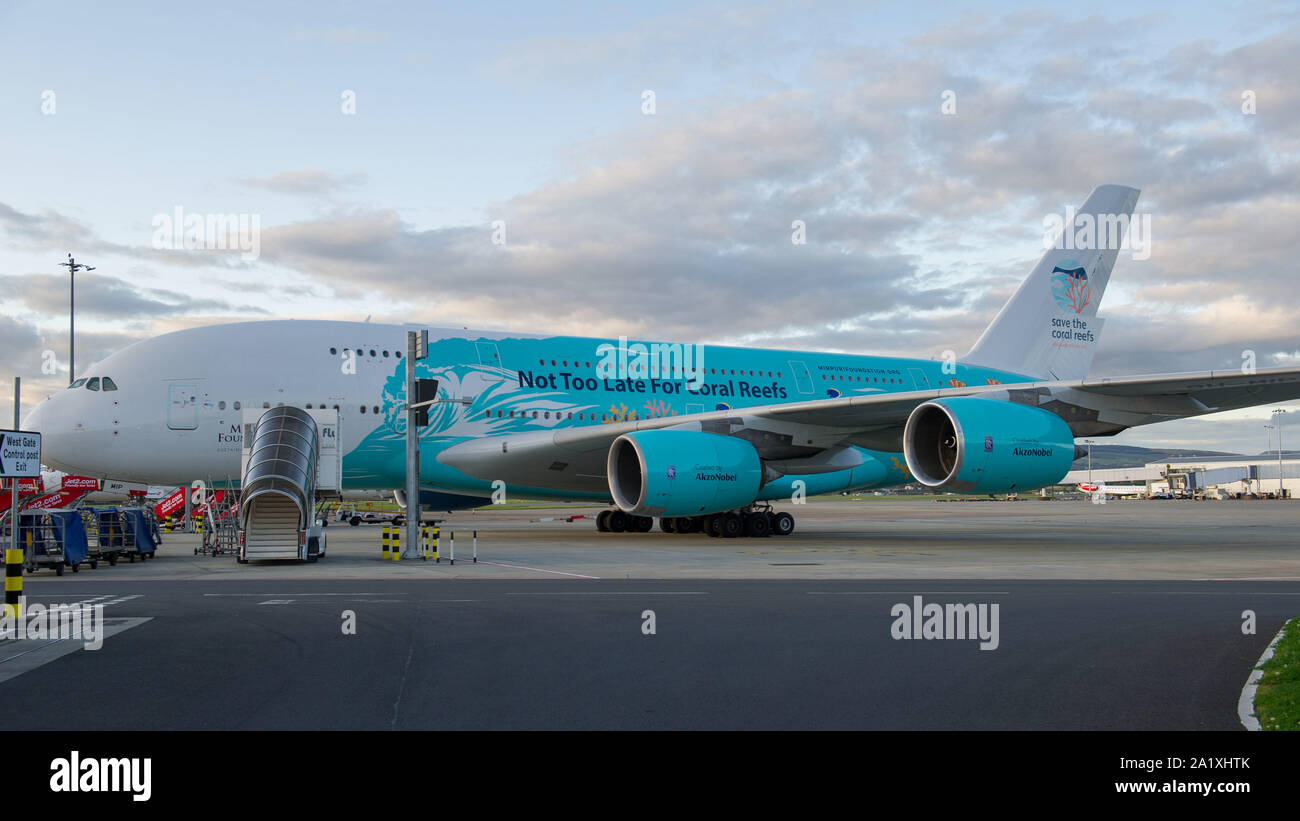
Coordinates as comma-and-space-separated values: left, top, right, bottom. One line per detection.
153, 487, 231, 520
23, 489, 87, 510
154, 487, 186, 519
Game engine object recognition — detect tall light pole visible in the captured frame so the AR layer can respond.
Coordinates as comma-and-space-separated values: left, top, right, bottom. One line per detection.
58, 254, 95, 384
1084, 439, 1095, 486
1274, 409, 1288, 498
1264, 424, 1274, 496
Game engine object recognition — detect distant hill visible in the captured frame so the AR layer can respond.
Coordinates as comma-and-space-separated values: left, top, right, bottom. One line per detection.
1071, 445, 1240, 470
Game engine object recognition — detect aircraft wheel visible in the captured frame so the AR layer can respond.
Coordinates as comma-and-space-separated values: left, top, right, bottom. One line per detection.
633, 515, 653, 533
674, 517, 695, 534
660, 517, 676, 533
772, 511, 795, 536
608, 510, 629, 533
744, 512, 772, 538
705, 515, 721, 537
720, 513, 744, 538
596, 510, 612, 532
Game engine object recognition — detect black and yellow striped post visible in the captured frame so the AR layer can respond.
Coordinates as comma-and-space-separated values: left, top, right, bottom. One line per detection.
381, 524, 391, 560
4, 548, 22, 619
390, 527, 400, 562
420, 525, 429, 560
433, 526, 441, 563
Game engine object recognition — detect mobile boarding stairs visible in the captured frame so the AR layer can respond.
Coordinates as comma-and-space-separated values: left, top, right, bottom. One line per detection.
237, 406, 341, 563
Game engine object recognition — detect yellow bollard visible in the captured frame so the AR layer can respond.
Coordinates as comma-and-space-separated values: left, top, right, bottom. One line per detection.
381, 525, 391, 561
4, 548, 22, 619
391, 528, 400, 562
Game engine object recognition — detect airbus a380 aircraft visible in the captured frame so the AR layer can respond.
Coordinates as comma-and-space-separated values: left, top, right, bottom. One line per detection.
23, 185, 1300, 537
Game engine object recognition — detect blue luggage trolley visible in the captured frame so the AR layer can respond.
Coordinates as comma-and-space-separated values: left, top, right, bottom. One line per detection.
94, 507, 126, 566
19, 509, 91, 575
120, 508, 158, 560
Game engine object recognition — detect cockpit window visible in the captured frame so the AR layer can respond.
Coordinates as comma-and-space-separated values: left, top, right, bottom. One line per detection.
86, 378, 101, 391
69, 379, 87, 389
101, 377, 118, 391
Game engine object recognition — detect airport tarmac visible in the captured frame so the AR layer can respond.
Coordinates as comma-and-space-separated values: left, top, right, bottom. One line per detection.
3, 499, 1296, 729
2, 578, 1294, 729
28, 498, 1300, 581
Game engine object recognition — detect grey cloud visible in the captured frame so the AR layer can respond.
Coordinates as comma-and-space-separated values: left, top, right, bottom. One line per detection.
6, 274, 269, 320
253, 23, 1299, 367
240, 169, 368, 196
0, 202, 255, 269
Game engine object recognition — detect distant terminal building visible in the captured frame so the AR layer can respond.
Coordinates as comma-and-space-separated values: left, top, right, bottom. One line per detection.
1060, 455, 1300, 498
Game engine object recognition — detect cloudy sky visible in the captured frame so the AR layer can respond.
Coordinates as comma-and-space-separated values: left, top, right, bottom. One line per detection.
1, 0, 1297, 454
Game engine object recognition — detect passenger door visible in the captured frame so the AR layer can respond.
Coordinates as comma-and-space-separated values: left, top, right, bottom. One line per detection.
788, 361, 814, 395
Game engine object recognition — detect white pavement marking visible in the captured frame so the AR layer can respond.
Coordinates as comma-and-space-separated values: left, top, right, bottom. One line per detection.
98, 595, 142, 608
258, 600, 295, 605
0, 618, 152, 685
203, 592, 408, 597
22, 594, 140, 609
1110, 591, 1300, 595
506, 591, 708, 596
1239, 620, 1291, 731
1199, 577, 1300, 582
472, 560, 599, 579
806, 591, 1012, 595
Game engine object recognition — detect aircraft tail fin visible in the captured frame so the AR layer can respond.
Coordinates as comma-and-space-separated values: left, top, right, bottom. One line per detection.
963, 184, 1141, 381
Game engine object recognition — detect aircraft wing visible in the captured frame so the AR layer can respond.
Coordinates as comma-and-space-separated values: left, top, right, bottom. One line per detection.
437, 366, 1300, 494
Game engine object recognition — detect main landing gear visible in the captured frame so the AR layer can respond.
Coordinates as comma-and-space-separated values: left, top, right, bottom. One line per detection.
595, 506, 795, 538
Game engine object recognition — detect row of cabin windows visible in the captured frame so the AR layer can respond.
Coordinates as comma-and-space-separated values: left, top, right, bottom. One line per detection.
824, 374, 902, 384
68, 377, 119, 391
328, 347, 401, 359
213, 401, 381, 414
533, 358, 905, 385
481, 410, 643, 422
537, 359, 783, 379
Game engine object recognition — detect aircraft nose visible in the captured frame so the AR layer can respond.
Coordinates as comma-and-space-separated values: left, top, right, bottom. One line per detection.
21, 395, 82, 474
20, 400, 46, 436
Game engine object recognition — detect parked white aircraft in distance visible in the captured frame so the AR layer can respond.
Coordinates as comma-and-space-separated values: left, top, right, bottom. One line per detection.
23, 185, 1300, 537
1076, 483, 1147, 497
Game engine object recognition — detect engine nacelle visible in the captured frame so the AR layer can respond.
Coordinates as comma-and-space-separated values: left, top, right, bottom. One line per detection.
608, 430, 762, 517
903, 397, 1074, 494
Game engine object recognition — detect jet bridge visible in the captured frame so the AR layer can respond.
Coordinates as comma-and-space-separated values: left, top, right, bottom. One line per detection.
237, 406, 339, 562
